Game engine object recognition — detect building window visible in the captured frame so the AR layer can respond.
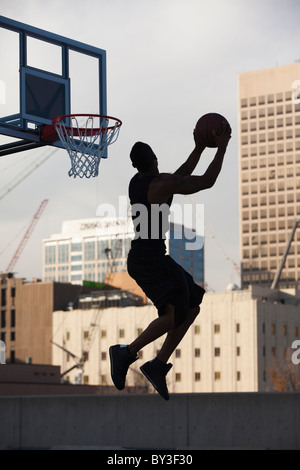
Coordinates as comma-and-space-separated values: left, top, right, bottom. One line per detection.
263, 370, 266, 382
97, 240, 107, 260
71, 254, 82, 262
101, 352, 107, 360
71, 264, 82, 271
195, 372, 201, 382
194, 348, 201, 358
236, 346, 241, 356
101, 329, 107, 338
10, 350, 15, 363
84, 240, 96, 261
175, 373, 181, 382
175, 349, 181, 358
83, 375, 89, 384
282, 325, 287, 336
45, 245, 56, 264
10, 309, 15, 328
214, 372, 221, 381
236, 323, 240, 333
71, 242, 82, 252
1, 311, 5, 328
214, 324, 220, 334
194, 325, 200, 335
214, 347, 221, 357
58, 244, 69, 263
119, 329, 125, 338
237, 371, 241, 381
271, 324, 276, 334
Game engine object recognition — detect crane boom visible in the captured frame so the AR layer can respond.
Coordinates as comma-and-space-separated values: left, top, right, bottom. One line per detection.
6, 199, 49, 272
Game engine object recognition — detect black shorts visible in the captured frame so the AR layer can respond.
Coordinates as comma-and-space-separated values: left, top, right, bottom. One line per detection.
127, 250, 205, 328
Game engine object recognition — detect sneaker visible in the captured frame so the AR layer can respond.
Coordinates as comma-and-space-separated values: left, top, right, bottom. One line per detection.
140, 358, 172, 401
109, 344, 138, 390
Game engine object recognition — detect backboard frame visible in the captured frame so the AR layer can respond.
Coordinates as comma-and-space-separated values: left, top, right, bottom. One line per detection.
0, 15, 107, 157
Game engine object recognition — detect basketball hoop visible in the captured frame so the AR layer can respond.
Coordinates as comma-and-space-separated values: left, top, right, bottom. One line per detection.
42, 114, 122, 178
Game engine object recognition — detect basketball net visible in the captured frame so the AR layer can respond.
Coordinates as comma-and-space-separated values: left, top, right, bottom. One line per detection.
54, 115, 122, 178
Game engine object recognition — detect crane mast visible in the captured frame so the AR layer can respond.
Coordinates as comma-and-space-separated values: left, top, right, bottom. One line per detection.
271, 218, 300, 290
6, 199, 49, 272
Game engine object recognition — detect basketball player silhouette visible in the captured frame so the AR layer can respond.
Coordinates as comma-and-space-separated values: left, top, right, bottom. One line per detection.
109, 121, 231, 400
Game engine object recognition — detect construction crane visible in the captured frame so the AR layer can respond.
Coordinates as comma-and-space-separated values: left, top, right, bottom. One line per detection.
184, 195, 241, 280
50, 340, 87, 381
204, 220, 241, 275
0, 148, 56, 202
6, 199, 49, 272
271, 218, 300, 290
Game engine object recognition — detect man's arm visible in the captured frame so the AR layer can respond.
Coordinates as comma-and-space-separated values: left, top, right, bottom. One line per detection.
148, 126, 231, 204
170, 145, 227, 195
174, 136, 206, 177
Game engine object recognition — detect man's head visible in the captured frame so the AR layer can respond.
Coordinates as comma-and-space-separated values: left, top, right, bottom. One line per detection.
130, 142, 158, 172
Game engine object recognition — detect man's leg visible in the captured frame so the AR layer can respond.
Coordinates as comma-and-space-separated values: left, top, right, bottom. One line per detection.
139, 305, 200, 401
128, 303, 175, 356
109, 303, 175, 392
156, 306, 200, 363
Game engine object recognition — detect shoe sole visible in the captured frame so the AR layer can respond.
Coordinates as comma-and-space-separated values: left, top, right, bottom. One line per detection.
109, 346, 124, 390
140, 364, 169, 401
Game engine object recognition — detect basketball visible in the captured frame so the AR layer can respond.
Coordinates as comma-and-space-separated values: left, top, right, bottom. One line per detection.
194, 113, 230, 148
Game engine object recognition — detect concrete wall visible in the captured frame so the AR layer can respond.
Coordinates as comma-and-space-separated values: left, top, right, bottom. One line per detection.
1, 392, 300, 450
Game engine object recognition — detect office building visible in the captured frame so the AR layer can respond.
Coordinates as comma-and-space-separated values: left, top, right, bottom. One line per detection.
0, 272, 107, 364
43, 218, 133, 285
52, 285, 300, 393
238, 63, 300, 289
43, 218, 205, 287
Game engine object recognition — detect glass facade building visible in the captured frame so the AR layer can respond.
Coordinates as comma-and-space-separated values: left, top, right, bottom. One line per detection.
43, 218, 204, 286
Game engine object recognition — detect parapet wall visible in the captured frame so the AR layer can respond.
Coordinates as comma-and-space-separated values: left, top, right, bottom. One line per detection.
1, 392, 299, 449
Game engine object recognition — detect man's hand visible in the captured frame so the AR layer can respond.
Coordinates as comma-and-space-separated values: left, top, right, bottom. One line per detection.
212, 121, 232, 149
193, 129, 206, 151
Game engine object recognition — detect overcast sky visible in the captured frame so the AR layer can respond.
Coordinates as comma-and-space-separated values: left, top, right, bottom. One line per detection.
0, 0, 300, 291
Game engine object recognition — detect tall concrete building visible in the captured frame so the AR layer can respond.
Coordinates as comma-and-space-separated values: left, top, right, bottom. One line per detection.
238, 63, 300, 289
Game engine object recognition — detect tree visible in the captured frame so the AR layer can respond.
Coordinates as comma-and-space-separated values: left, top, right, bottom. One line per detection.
268, 348, 300, 391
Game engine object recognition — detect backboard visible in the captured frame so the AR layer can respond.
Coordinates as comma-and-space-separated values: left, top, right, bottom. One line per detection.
0, 16, 107, 157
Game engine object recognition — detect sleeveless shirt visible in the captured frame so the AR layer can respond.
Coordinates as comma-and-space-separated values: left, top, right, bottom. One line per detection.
129, 173, 173, 255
